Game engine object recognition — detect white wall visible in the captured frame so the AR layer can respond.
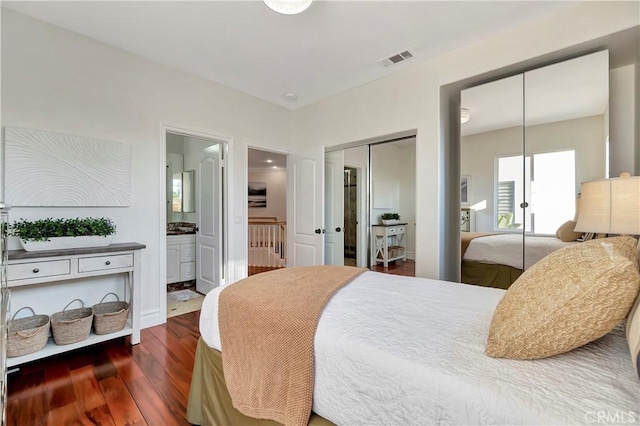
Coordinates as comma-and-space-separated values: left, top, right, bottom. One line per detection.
293, 2, 639, 279
461, 115, 605, 232
610, 64, 636, 177
1, 8, 293, 328
248, 170, 287, 222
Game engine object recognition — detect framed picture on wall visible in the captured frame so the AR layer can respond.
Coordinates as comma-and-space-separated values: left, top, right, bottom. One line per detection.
248, 182, 267, 208
461, 175, 471, 206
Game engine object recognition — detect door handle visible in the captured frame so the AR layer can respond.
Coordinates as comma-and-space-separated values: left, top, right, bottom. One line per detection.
315, 229, 322, 234
335, 227, 342, 232
520, 202, 529, 208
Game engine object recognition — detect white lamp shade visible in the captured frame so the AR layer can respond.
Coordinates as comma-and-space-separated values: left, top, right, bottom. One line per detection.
575, 176, 640, 235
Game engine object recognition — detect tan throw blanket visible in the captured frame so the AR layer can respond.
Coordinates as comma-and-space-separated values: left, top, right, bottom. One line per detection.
461, 232, 496, 257
219, 265, 366, 426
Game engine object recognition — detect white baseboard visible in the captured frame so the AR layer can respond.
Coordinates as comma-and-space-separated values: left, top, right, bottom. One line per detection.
141, 308, 164, 329
407, 251, 415, 260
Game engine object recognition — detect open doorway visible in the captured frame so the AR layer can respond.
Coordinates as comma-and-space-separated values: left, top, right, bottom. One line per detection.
247, 148, 288, 276
164, 128, 228, 319
343, 166, 358, 267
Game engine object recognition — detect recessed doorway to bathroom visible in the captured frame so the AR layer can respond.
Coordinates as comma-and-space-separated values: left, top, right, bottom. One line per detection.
165, 130, 227, 318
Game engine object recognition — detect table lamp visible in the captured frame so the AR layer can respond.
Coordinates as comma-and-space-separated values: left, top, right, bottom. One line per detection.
575, 173, 640, 237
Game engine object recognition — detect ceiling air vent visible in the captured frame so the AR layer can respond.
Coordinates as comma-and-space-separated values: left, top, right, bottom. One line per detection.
378, 49, 416, 68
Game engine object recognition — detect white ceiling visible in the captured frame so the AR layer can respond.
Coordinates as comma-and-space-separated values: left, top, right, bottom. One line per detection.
249, 148, 287, 170
3, 1, 577, 110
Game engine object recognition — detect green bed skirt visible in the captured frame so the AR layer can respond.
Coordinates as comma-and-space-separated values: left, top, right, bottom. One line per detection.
187, 337, 335, 426
461, 260, 522, 290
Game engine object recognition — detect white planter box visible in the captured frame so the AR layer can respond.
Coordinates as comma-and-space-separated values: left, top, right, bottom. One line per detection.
381, 219, 400, 225
20, 235, 113, 252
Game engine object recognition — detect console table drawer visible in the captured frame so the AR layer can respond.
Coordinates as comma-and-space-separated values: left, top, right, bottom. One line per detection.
79, 254, 133, 273
8, 260, 71, 281
386, 226, 405, 235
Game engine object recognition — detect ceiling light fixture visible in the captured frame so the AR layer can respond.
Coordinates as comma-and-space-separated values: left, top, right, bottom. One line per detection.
263, 0, 313, 15
283, 92, 298, 101
266, 159, 273, 163
460, 108, 471, 124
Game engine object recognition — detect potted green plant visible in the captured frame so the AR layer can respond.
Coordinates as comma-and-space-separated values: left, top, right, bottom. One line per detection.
381, 212, 401, 225
9, 217, 116, 252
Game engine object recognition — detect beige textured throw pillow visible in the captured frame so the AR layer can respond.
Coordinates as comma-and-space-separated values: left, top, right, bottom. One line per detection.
627, 294, 640, 380
603, 235, 640, 272
555, 220, 583, 242
486, 236, 640, 360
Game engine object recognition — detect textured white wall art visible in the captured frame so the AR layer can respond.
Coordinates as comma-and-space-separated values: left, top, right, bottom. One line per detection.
5, 127, 131, 206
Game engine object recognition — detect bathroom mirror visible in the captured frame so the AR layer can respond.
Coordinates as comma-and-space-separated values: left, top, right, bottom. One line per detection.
172, 170, 195, 213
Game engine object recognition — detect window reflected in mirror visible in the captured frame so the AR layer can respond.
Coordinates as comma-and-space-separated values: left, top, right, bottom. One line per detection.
172, 173, 183, 212
172, 170, 195, 213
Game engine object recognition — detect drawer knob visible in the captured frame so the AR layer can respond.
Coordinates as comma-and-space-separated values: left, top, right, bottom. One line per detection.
33, 268, 40, 273
105, 261, 111, 265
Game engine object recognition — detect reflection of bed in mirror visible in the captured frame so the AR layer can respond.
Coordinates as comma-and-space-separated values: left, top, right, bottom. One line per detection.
461, 233, 580, 289
459, 50, 609, 288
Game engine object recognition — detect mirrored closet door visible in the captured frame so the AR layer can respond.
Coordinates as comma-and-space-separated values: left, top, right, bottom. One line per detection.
324, 139, 416, 274
460, 50, 609, 289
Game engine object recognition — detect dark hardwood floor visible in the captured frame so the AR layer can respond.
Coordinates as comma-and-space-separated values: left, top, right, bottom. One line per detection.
248, 265, 283, 276
371, 259, 415, 277
7, 311, 200, 426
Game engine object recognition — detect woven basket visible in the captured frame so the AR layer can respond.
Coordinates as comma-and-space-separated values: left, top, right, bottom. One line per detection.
7, 307, 50, 357
93, 293, 129, 335
51, 299, 93, 345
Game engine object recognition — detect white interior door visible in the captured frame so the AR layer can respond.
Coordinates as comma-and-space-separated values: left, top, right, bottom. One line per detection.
197, 144, 223, 293
324, 150, 344, 265
287, 146, 324, 266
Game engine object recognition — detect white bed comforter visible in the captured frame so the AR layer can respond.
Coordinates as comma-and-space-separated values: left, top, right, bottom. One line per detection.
463, 233, 579, 269
200, 271, 640, 425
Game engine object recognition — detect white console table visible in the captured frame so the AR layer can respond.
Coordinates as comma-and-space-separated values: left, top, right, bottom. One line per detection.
461, 207, 476, 232
6, 242, 145, 368
372, 224, 407, 268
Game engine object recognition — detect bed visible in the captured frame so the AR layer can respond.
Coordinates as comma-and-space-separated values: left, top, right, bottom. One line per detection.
462, 233, 580, 289
187, 268, 640, 425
